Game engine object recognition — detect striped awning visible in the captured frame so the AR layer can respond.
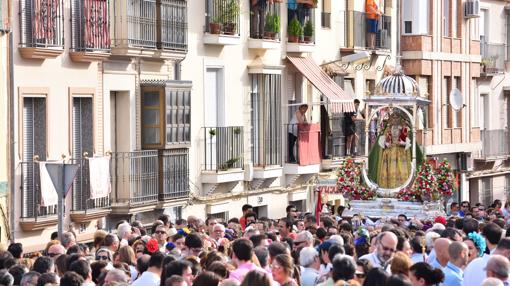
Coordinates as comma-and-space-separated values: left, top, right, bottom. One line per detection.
287, 56, 355, 113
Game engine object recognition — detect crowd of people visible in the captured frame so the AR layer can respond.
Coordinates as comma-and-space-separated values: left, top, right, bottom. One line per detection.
0, 200, 510, 286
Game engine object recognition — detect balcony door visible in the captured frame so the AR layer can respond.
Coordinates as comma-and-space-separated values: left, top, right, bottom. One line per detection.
204, 67, 225, 170
110, 91, 131, 154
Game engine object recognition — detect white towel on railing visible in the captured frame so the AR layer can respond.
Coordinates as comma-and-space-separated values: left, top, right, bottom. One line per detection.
89, 157, 111, 199
39, 162, 58, 207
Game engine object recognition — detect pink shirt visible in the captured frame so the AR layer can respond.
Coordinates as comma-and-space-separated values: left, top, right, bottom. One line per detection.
229, 262, 261, 282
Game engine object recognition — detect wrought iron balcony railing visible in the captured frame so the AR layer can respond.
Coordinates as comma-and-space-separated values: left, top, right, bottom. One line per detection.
249, 3, 281, 40
479, 129, 509, 159
20, 161, 57, 220
111, 150, 159, 205
205, 0, 241, 36
347, 10, 391, 50
203, 126, 244, 172
159, 0, 187, 51
19, 0, 64, 48
159, 149, 189, 200
70, 157, 111, 212
71, 0, 111, 52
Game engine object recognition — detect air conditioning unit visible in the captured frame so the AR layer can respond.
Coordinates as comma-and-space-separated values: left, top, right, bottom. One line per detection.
458, 152, 473, 172
464, 0, 480, 18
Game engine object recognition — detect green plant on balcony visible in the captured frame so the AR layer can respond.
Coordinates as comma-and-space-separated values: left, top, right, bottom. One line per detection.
288, 17, 302, 43
209, 129, 216, 136
264, 13, 280, 40
219, 157, 240, 171
303, 20, 313, 43
222, 0, 240, 35
233, 127, 241, 135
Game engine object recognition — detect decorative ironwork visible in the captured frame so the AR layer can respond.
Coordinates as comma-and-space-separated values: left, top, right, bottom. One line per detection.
20, 0, 64, 47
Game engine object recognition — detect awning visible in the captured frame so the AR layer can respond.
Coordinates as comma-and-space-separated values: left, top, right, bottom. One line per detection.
287, 56, 355, 113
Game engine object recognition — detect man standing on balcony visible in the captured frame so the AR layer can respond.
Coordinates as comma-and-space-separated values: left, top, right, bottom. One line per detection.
365, 0, 382, 49
288, 104, 308, 163
251, 0, 271, 39
288, 0, 298, 25
344, 99, 362, 156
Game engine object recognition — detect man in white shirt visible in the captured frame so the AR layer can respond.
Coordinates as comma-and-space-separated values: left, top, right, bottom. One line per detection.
463, 223, 505, 286
486, 255, 510, 285
359, 231, 398, 269
300, 247, 321, 286
132, 252, 165, 286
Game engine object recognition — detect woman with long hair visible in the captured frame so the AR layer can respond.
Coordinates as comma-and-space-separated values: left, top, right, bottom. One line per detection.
409, 262, 444, 286
272, 254, 301, 286
118, 246, 137, 281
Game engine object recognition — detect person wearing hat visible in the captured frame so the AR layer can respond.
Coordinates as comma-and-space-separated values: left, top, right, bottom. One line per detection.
288, 104, 308, 163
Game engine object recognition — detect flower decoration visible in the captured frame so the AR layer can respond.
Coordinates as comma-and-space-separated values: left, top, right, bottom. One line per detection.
468, 232, 486, 257
354, 228, 370, 246
336, 159, 375, 200
412, 162, 439, 202
395, 188, 420, 202
146, 238, 159, 254
165, 242, 176, 251
435, 159, 456, 199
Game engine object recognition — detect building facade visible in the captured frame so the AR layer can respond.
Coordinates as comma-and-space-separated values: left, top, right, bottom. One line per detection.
400, 0, 482, 203
468, 0, 510, 206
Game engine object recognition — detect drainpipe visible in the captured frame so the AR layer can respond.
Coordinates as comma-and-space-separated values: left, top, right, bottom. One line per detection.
396, 0, 401, 67
8, 30, 15, 242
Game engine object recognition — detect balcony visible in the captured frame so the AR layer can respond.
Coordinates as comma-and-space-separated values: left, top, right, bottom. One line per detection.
476, 129, 510, 161
69, 0, 111, 62
204, 0, 241, 45
322, 118, 366, 170
69, 157, 111, 223
345, 10, 391, 52
481, 43, 506, 76
284, 123, 321, 176
248, 3, 281, 50
18, 0, 64, 59
110, 151, 159, 214
20, 161, 58, 231
112, 0, 187, 59
158, 149, 190, 205
202, 126, 244, 184
286, 5, 315, 53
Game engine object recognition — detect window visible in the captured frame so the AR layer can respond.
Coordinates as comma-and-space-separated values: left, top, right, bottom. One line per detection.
417, 76, 429, 130
160, 149, 189, 199
251, 74, 282, 167
481, 177, 492, 206
72, 97, 94, 159
444, 78, 452, 128
472, 79, 480, 127
141, 81, 192, 149
71, 0, 110, 51
321, 0, 331, 28
443, 0, 450, 37
20, 0, 64, 47
402, 0, 429, 35
451, 0, 457, 38
0, 0, 9, 31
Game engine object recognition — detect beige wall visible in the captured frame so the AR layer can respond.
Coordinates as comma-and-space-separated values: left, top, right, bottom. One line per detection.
0, 32, 10, 244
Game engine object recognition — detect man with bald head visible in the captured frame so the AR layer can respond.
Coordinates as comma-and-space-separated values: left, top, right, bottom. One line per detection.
486, 255, 510, 284
47, 244, 65, 261
359, 231, 398, 269
430, 238, 451, 269
440, 241, 469, 286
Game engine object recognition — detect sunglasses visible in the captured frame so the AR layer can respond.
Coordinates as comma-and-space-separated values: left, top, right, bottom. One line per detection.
155, 231, 167, 235
96, 255, 109, 261
355, 273, 366, 278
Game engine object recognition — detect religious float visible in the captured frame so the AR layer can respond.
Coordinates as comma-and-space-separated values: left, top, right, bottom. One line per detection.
330, 70, 454, 219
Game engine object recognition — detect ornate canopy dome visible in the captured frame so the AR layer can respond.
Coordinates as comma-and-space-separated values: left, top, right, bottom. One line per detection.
374, 70, 420, 97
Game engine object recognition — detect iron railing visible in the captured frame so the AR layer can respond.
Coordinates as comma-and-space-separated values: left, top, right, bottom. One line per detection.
159, 149, 189, 200
348, 11, 391, 50
111, 151, 158, 205
203, 126, 244, 172
126, 0, 157, 48
159, 0, 187, 51
70, 158, 111, 212
287, 5, 316, 44
480, 129, 509, 158
481, 43, 506, 74
19, 0, 64, 48
20, 161, 57, 219
205, 0, 241, 36
285, 123, 321, 165
249, 2, 280, 40
321, 12, 331, 28
71, 0, 111, 52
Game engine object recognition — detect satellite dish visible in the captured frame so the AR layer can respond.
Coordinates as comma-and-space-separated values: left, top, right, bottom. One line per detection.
449, 88, 464, 111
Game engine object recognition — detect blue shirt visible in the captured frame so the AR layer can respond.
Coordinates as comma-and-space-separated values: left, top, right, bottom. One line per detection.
440, 262, 463, 286
288, 0, 297, 10
430, 258, 443, 270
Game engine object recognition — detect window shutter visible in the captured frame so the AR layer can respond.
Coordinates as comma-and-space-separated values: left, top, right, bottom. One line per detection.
287, 72, 295, 101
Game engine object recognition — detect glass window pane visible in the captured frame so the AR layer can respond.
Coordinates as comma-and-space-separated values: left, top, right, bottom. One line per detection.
143, 128, 160, 145
143, 92, 160, 106
143, 109, 160, 125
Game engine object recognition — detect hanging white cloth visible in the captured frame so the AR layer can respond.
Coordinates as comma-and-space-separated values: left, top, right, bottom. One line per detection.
39, 162, 58, 206
88, 157, 111, 199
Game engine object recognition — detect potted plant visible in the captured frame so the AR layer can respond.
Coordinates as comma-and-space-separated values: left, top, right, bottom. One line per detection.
209, 15, 222, 34
222, 0, 240, 35
288, 17, 302, 43
303, 20, 313, 43
264, 14, 276, 39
